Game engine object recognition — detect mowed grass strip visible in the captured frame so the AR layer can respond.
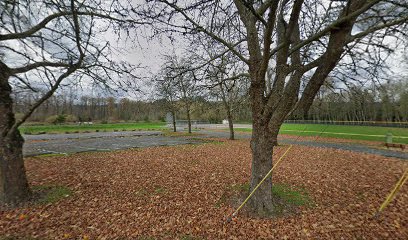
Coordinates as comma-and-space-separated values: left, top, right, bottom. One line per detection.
19, 122, 166, 134
233, 123, 408, 144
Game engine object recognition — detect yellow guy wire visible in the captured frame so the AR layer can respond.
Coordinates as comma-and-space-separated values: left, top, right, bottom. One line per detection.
226, 145, 293, 222
375, 168, 408, 217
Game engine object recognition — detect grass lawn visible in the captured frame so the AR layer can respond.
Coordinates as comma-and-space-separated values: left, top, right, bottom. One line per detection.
19, 122, 166, 134
233, 123, 408, 144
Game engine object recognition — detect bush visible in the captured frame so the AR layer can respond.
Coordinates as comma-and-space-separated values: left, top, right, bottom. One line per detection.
45, 115, 58, 124
55, 115, 66, 124
158, 116, 166, 122
45, 114, 66, 125
143, 116, 150, 122
64, 114, 77, 123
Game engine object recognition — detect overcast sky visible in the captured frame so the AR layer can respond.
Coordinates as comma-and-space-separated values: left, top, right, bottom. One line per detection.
54, 6, 408, 101
110, 31, 407, 82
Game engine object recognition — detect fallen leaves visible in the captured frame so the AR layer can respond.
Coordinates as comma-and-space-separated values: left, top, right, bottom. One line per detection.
0, 140, 407, 239
18, 214, 27, 221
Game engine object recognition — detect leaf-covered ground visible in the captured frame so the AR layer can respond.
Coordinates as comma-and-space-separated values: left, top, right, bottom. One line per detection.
1, 140, 407, 239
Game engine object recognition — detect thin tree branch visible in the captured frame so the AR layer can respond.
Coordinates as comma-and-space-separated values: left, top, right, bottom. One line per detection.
160, 0, 249, 64
10, 62, 70, 75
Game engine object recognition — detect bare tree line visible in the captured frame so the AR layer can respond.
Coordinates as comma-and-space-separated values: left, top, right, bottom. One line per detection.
15, 76, 407, 127
13, 93, 165, 123
301, 79, 408, 122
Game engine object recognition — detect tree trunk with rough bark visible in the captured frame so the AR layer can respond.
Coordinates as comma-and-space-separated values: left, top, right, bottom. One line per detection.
246, 62, 276, 214
0, 63, 31, 204
270, 127, 280, 146
248, 120, 275, 215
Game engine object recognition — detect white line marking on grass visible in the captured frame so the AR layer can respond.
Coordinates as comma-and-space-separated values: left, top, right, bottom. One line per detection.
280, 129, 408, 139
39, 149, 68, 155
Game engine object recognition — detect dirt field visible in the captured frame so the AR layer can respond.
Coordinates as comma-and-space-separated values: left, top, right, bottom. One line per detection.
1, 140, 407, 239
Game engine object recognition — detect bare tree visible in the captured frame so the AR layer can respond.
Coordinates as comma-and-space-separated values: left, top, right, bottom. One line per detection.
136, 0, 408, 214
160, 55, 201, 134
154, 66, 180, 132
0, 0, 141, 204
206, 55, 249, 140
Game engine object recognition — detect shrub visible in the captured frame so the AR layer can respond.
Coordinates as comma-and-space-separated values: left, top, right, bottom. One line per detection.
45, 115, 66, 124
45, 114, 77, 124
158, 116, 166, 122
64, 114, 77, 123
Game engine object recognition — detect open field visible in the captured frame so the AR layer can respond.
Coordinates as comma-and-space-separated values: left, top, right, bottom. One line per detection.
233, 123, 408, 144
1, 140, 407, 239
19, 122, 166, 134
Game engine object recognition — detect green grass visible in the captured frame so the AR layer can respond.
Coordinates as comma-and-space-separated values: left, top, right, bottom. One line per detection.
134, 189, 149, 197
32, 153, 67, 158
19, 122, 166, 134
271, 183, 313, 216
231, 182, 250, 192
271, 183, 312, 207
133, 186, 167, 199
230, 182, 311, 207
224, 182, 312, 217
233, 123, 408, 144
32, 185, 72, 204
154, 186, 167, 194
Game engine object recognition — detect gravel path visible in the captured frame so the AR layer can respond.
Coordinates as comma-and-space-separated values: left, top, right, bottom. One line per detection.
24, 130, 163, 141
23, 131, 200, 157
23, 129, 408, 160
199, 130, 408, 160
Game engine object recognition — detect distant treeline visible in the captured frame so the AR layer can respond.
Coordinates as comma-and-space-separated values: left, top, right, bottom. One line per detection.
13, 80, 408, 124
13, 94, 251, 124
302, 81, 408, 122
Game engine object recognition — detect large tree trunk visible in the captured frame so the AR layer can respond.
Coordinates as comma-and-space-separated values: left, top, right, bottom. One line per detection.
0, 130, 30, 204
245, 51, 276, 214
248, 120, 275, 215
0, 63, 31, 204
270, 126, 279, 146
